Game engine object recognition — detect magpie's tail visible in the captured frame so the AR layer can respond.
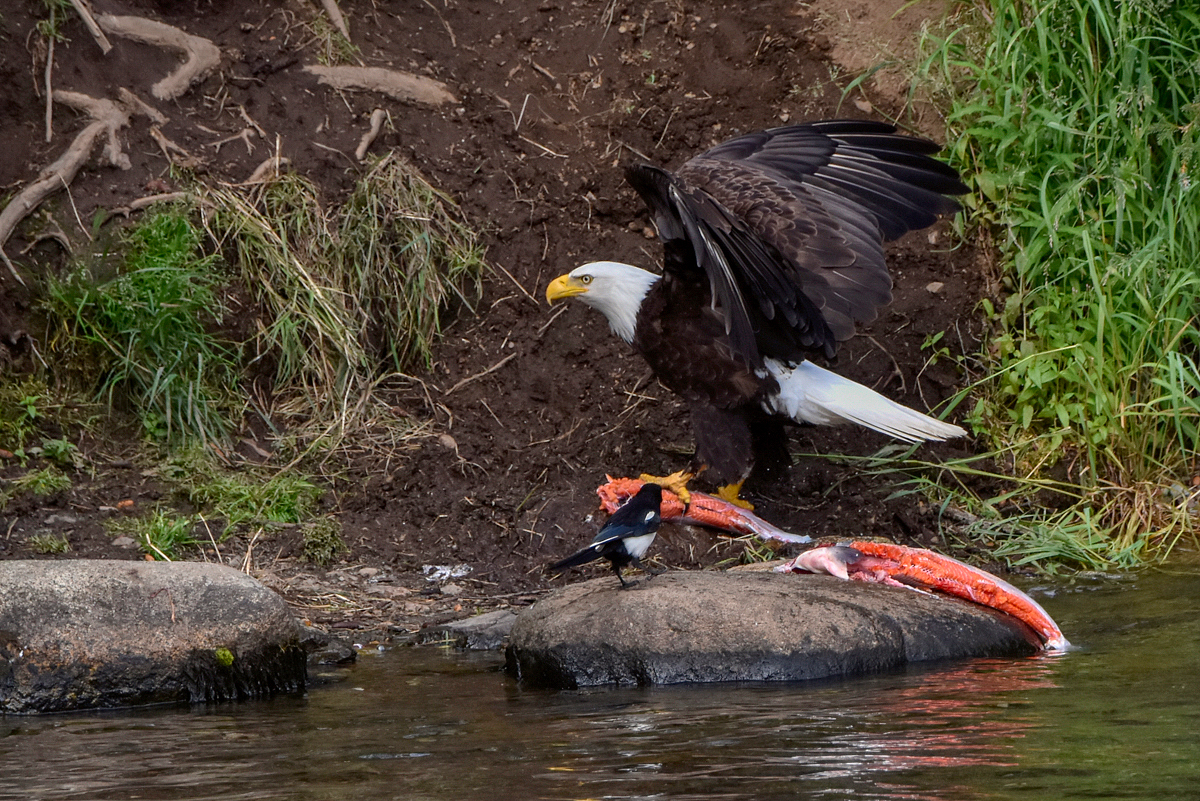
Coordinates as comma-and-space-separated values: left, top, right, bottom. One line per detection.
549, 546, 601, 573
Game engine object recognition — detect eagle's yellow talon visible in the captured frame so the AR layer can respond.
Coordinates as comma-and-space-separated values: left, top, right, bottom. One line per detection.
638, 469, 694, 505
716, 481, 754, 511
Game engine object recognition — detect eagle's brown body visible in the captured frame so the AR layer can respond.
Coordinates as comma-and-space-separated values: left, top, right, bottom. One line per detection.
547, 120, 968, 495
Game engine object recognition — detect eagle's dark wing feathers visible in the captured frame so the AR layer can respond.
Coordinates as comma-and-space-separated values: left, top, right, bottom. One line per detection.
626, 164, 836, 365
624, 119, 967, 366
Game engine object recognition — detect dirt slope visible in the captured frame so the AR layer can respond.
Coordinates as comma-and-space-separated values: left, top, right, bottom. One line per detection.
0, 0, 990, 634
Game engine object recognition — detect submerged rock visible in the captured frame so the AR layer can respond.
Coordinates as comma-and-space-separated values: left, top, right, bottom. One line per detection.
0, 560, 306, 714
418, 609, 519, 650
506, 570, 1040, 688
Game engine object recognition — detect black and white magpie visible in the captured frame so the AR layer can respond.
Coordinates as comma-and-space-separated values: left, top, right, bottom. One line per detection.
549, 482, 663, 588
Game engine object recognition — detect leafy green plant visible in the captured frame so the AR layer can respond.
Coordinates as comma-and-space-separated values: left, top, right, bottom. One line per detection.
0, 378, 47, 456
39, 437, 84, 469
0, 377, 97, 463
919, 0, 1200, 565
43, 208, 238, 445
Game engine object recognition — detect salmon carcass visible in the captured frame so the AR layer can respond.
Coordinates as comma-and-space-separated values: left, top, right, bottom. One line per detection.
595, 476, 1070, 651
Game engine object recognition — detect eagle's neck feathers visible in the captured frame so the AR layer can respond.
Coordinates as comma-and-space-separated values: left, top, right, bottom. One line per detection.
571, 261, 659, 344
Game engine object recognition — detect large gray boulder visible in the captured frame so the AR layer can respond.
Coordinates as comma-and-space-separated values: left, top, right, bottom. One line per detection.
0, 560, 307, 713
506, 570, 1040, 688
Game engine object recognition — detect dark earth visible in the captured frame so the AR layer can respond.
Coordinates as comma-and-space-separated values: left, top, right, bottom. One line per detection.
0, 0, 998, 638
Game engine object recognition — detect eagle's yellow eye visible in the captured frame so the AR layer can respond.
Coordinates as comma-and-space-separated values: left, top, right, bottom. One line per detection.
580, 275, 592, 285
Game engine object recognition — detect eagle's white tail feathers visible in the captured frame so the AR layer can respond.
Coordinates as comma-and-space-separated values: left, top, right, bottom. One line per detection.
762, 359, 965, 443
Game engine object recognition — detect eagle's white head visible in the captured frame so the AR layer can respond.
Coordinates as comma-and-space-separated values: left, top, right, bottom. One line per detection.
545, 261, 660, 344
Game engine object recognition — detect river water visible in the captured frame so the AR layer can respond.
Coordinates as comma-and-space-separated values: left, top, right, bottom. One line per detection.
2, 568, 1198, 800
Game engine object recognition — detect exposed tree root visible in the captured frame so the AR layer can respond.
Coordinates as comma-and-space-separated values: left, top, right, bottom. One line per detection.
242, 155, 292, 185
0, 91, 140, 281
96, 14, 221, 100
149, 125, 203, 170
118, 87, 168, 125
209, 127, 257, 155
356, 108, 386, 160
110, 192, 192, 218
304, 65, 457, 106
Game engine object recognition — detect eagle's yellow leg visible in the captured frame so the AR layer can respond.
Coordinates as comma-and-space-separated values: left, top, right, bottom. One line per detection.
716, 481, 754, 511
638, 469, 695, 505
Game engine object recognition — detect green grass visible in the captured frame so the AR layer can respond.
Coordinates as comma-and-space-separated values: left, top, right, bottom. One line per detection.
11, 465, 71, 496
21, 158, 478, 568
915, 0, 1200, 567
161, 447, 322, 537
36, 0, 73, 43
32, 149, 477, 469
338, 154, 486, 373
126, 509, 199, 561
2, 464, 73, 510
28, 532, 70, 554
42, 208, 238, 445
305, 10, 360, 65
200, 154, 481, 453
857, 448, 1159, 572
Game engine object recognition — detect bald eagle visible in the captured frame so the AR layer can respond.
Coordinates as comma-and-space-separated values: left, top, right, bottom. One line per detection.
546, 119, 967, 506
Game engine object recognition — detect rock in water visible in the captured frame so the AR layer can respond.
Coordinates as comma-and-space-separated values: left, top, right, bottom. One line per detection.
0, 560, 307, 713
506, 570, 1040, 688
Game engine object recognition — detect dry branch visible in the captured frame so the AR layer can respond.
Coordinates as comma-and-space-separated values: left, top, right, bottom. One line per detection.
0, 91, 135, 280
304, 65, 457, 106
317, 0, 350, 40
96, 14, 221, 100
445, 353, 516, 395
355, 108, 386, 160
44, 38, 55, 143
69, 0, 113, 53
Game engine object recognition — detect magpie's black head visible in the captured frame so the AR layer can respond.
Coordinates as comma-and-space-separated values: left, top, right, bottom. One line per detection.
606, 482, 662, 533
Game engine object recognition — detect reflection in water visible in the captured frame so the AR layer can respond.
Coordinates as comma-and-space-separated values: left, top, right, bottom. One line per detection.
526, 655, 1063, 801
1, 569, 1198, 801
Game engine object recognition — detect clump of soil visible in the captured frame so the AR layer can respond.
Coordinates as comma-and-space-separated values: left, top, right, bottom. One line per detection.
0, 0, 987, 636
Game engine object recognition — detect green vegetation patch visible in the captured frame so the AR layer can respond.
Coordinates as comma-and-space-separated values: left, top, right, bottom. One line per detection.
301, 516, 349, 566
107, 508, 200, 561
43, 207, 238, 445
923, 0, 1200, 567
162, 448, 322, 537
28, 532, 70, 554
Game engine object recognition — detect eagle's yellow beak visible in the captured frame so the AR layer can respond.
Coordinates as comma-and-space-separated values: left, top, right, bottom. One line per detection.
545, 273, 589, 304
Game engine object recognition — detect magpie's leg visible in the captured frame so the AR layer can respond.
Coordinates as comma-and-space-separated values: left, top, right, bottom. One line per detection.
614, 562, 632, 589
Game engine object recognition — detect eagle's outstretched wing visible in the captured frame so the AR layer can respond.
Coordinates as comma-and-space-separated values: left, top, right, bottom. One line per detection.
624, 120, 967, 366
